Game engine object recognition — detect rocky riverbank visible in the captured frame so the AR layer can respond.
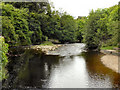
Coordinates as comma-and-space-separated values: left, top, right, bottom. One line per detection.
29, 44, 62, 54
100, 50, 120, 73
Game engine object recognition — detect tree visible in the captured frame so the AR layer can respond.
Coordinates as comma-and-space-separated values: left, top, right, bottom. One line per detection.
1, 16, 18, 46
84, 9, 103, 50
29, 12, 42, 44
5, 2, 48, 13
2, 3, 32, 46
59, 15, 77, 43
84, 5, 119, 50
76, 17, 86, 42
106, 5, 119, 46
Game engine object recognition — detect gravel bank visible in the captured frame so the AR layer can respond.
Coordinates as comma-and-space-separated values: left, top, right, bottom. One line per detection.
101, 50, 120, 73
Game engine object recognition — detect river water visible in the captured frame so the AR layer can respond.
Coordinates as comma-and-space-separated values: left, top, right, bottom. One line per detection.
2, 43, 120, 89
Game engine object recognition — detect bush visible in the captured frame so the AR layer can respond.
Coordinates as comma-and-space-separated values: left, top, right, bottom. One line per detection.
0, 36, 9, 80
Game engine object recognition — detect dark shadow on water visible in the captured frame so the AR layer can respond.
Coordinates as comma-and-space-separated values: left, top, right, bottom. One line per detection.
81, 51, 120, 88
2, 45, 120, 89
2, 49, 60, 89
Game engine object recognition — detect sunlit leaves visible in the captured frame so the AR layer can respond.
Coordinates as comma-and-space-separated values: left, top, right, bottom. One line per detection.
0, 37, 8, 80
84, 5, 119, 50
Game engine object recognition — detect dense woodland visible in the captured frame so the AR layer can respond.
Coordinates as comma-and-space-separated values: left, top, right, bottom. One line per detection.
0, 2, 119, 80
1, 2, 119, 48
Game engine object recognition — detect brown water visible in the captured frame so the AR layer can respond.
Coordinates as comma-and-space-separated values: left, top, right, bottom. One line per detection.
2, 43, 120, 89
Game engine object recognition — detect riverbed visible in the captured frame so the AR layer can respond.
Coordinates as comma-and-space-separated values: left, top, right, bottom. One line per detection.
2, 43, 120, 89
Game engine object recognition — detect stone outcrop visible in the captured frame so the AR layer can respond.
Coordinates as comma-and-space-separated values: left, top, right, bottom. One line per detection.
30, 45, 62, 54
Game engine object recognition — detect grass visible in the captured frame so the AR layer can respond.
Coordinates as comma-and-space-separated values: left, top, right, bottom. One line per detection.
101, 46, 117, 50
40, 41, 54, 46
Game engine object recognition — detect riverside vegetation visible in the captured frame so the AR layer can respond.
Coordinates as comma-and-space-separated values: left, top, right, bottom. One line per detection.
0, 37, 8, 80
0, 2, 119, 80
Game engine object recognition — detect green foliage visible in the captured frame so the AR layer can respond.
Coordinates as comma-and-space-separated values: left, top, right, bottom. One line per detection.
76, 17, 87, 42
40, 41, 53, 46
101, 46, 117, 50
2, 3, 32, 46
29, 12, 42, 45
1, 16, 18, 46
1, 2, 80, 46
0, 37, 9, 80
44, 10, 61, 39
106, 5, 119, 46
84, 5, 119, 50
59, 15, 77, 43
5, 2, 48, 13
1, 2, 119, 50
84, 10, 101, 50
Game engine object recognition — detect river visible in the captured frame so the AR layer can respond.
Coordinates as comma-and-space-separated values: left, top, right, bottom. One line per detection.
2, 43, 120, 89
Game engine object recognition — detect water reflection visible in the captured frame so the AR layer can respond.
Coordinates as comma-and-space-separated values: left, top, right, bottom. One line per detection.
2, 44, 120, 89
47, 56, 89, 88
82, 51, 120, 88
